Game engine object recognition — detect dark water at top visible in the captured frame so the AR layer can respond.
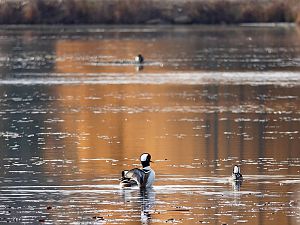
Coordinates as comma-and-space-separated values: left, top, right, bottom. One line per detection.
0, 25, 299, 225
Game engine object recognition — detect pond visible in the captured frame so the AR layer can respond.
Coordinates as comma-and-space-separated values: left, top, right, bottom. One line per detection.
0, 25, 299, 224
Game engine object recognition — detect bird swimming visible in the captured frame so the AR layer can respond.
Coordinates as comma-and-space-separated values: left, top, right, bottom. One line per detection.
120, 153, 155, 189
232, 165, 243, 181
135, 54, 144, 64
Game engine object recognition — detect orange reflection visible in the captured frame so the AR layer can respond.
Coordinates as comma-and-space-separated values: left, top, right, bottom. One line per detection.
41, 83, 300, 176
40, 35, 300, 225
55, 39, 171, 74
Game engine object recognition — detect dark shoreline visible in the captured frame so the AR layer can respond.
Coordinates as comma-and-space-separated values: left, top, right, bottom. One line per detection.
0, 0, 299, 25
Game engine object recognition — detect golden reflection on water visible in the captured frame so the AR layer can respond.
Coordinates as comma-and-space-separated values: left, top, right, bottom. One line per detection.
55, 39, 169, 73
50, 26, 300, 180
42, 58, 300, 223
34, 83, 299, 225
44, 84, 300, 175
53, 25, 300, 73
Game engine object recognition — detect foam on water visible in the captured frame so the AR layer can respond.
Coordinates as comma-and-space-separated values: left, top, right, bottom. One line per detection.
0, 71, 299, 86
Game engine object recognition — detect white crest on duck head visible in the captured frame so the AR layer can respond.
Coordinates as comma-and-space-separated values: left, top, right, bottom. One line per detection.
233, 165, 240, 174
140, 153, 152, 162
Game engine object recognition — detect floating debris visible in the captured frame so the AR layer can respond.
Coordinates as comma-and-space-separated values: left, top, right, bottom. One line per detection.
92, 216, 104, 220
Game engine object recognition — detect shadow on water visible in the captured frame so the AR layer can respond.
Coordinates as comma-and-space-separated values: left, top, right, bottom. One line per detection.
0, 25, 299, 224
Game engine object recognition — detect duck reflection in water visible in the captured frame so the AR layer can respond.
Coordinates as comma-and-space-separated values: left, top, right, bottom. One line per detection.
232, 180, 243, 191
135, 65, 144, 71
140, 189, 156, 224
121, 188, 156, 225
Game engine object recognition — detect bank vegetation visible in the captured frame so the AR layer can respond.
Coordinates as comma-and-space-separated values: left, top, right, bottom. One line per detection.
0, 0, 299, 24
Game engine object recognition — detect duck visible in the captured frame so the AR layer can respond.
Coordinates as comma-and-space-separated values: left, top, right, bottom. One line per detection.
135, 54, 144, 64
232, 165, 243, 181
120, 153, 155, 189
120, 170, 138, 188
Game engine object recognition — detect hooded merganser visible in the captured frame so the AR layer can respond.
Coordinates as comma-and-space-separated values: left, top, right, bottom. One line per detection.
232, 165, 243, 181
120, 153, 155, 189
135, 54, 144, 64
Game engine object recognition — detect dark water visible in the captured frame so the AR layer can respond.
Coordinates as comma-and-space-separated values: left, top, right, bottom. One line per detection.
0, 25, 299, 225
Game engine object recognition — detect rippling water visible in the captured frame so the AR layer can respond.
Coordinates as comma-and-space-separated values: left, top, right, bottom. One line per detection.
0, 25, 299, 225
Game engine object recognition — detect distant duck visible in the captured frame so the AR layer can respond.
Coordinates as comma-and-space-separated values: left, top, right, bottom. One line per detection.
135, 54, 144, 64
232, 165, 243, 181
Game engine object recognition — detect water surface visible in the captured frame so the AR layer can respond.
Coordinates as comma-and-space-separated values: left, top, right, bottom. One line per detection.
0, 25, 299, 225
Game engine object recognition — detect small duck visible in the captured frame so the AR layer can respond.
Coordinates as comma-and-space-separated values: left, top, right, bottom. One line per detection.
232, 165, 243, 181
135, 54, 144, 64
